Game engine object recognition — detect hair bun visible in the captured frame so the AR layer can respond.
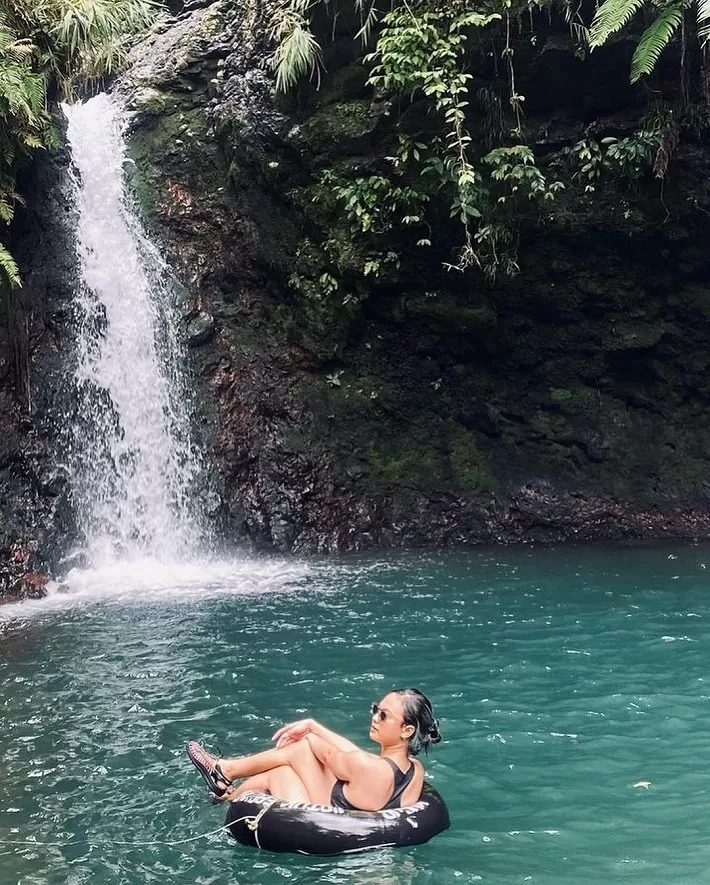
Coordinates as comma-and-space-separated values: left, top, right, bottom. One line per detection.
428, 719, 442, 744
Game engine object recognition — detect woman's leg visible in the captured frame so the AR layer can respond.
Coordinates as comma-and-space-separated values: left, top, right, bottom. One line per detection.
228, 766, 310, 803
197, 740, 335, 805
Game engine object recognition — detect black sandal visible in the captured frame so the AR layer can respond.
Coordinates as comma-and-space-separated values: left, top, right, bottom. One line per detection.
186, 740, 233, 798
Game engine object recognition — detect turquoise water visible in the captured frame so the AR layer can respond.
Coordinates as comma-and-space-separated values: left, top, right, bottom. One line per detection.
1, 544, 709, 884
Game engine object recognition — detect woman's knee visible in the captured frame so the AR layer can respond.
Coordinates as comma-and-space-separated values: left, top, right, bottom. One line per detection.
268, 765, 310, 803
286, 738, 320, 765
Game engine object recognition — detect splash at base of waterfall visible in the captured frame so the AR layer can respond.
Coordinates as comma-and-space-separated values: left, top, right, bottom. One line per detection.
63, 94, 206, 568
0, 556, 314, 621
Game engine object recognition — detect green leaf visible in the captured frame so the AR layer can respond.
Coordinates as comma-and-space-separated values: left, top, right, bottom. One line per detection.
698, 0, 710, 46
0, 241, 21, 288
589, 0, 647, 48
630, 4, 683, 81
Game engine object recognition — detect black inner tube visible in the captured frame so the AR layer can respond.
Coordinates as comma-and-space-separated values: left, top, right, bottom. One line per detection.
225, 784, 450, 856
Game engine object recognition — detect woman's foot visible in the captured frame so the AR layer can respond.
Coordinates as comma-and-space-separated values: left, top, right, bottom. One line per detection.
186, 740, 233, 798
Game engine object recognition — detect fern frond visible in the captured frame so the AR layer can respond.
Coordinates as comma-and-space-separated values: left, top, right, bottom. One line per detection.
18, 132, 47, 149
630, 4, 683, 82
0, 241, 21, 288
0, 63, 47, 126
589, 0, 646, 49
571, 22, 590, 47
697, 0, 710, 46
0, 194, 15, 223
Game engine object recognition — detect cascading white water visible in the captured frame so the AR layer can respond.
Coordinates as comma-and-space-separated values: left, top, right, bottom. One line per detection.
63, 94, 205, 566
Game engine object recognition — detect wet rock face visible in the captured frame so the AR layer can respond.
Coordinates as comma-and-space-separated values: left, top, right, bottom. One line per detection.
113, 3, 710, 552
186, 311, 215, 347
0, 139, 80, 596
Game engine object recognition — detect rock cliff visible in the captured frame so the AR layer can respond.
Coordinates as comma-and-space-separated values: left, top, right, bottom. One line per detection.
5, 0, 710, 597
0, 137, 78, 598
117, 1, 710, 551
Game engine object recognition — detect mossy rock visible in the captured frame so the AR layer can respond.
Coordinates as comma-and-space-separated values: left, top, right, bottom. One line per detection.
602, 322, 669, 351
403, 296, 497, 337
366, 438, 443, 488
447, 426, 497, 491
548, 386, 600, 416
663, 456, 710, 491
292, 100, 377, 153
362, 423, 496, 494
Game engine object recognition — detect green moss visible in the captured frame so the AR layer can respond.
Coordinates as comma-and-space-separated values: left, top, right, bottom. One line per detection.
404, 296, 497, 336
665, 457, 710, 489
448, 426, 497, 491
125, 107, 209, 216
602, 322, 668, 351
529, 409, 573, 442
296, 100, 376, 152
130, 87, 173, 115
549, 386, 600, 415
126, 167, 156, 216
367, 440, 441, 487
362, 424, 496, 493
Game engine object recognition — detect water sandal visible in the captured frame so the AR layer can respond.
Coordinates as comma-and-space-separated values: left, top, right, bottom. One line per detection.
186, 740, 232, 798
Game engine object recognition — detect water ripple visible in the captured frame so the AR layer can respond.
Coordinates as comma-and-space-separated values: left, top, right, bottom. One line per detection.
2, 544, 710, 883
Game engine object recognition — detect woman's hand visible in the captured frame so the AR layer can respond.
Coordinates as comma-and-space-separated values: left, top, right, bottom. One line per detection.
271, 718, 317, 748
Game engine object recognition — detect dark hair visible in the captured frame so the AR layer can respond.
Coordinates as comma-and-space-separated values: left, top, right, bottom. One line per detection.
393, 688, 442, 756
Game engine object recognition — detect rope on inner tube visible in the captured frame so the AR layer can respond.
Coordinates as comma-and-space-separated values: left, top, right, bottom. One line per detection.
244, 798, 278, 849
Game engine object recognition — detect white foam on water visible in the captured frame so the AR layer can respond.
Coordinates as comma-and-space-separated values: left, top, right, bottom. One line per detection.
0, 558, 313, 622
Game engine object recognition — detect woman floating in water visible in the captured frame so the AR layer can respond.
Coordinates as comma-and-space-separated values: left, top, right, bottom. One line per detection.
187, 688, 441, 812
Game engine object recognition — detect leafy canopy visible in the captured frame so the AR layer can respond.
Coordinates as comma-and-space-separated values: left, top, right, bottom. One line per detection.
0, 0, 163, 289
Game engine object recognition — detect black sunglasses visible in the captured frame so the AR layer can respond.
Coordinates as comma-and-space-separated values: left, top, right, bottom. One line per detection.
370, 702, 389, 723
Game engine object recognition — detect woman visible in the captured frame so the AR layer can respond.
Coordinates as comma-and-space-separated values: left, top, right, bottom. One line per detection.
187, 688, 441, 812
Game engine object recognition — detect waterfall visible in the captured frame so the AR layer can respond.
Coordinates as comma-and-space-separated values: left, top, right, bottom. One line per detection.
63, 94, 205, 566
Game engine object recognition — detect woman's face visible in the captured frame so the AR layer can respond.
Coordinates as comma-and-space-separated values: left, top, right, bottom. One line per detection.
369, 692, 410, 746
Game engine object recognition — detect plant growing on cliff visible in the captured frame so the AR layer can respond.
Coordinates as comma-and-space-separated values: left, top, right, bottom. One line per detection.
367, 4, 501, 270
269, 0, 324, 92
270, 0, 380, 91
588, 0, 710, 83
273, 1, 563, 279
0, 0, 163, 290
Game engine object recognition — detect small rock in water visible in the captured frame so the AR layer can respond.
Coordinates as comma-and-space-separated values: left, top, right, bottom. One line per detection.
186, 311, 215, 347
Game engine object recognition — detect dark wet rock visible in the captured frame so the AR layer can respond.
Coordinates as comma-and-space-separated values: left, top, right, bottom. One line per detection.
5, 0, 710, 580
186, 311, 215, 346
104, 2, 710, 553
0, 127, 80, 598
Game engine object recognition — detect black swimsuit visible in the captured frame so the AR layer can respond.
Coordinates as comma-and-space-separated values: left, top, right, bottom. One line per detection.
330, 757, 416, 811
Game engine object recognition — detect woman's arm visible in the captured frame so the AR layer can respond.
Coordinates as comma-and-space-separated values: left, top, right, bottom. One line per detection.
306, 734, 394, 811
305, 733, 371, 779
310, 721, 360, 753
272, 718, 360, 752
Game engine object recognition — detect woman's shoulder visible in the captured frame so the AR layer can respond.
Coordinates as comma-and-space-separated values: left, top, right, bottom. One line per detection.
409, 757, 426, 778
